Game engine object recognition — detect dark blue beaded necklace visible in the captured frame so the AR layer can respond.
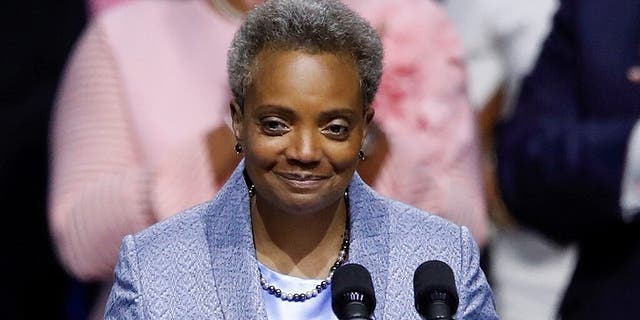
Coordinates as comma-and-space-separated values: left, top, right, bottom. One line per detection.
253, 187, 351, 302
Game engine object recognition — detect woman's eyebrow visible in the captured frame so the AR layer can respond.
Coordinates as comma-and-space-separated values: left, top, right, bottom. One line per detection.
319, 108, 357, 118
253, 104, 297, 118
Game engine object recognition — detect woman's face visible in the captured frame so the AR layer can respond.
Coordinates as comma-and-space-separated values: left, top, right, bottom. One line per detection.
232, 49, 373, 215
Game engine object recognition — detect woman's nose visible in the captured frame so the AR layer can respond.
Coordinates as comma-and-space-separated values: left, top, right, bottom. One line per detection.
285, 129, 322, 165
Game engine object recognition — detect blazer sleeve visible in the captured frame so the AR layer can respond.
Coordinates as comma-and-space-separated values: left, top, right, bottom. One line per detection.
495, 0, 638, 243
456, 227, 498, 319
105, 235, 146, 319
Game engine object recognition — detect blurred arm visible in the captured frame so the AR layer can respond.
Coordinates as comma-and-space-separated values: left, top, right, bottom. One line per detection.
48, 21, 156, 280
496, 0, 637, 243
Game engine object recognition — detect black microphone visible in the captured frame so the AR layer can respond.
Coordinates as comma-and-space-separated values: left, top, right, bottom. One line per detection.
331, 263, 376, 320
413, 260, 459, 320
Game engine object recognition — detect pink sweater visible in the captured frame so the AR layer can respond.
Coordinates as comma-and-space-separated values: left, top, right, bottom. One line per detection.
51, 0, 486, 284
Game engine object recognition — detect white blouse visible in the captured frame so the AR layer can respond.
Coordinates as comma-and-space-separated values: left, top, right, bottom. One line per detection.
258, 261, 338, 320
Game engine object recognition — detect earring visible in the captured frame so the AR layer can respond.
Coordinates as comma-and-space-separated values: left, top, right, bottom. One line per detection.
234, 143, 243, 154
358, 150, 366, 161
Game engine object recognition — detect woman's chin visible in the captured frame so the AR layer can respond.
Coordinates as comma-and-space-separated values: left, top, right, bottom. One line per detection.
260, 192, 339, 216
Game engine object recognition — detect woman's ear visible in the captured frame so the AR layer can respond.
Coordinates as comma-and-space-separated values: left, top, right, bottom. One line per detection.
230, 100, 244, 142
362, 107, 375, 145
365, 107, 375, 125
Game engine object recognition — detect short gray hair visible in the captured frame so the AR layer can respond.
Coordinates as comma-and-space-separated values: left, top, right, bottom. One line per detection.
227, 0, 383, 108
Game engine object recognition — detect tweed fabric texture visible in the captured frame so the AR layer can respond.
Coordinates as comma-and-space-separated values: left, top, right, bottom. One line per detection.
105, 162, 497, 319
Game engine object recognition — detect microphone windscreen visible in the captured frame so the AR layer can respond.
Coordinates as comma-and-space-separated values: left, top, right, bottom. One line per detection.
331, 263, 376, 316
413, 260, 459, 314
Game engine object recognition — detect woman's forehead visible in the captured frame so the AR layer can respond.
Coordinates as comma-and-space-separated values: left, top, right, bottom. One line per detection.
245, 50, 363, 113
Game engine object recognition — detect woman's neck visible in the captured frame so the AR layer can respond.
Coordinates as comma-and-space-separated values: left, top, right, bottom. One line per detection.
251, 195, 348, 279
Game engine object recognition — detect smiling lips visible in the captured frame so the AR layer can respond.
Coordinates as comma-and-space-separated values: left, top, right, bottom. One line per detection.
276, 172, 330, 190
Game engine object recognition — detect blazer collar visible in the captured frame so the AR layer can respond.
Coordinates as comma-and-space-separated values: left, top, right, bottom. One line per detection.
346, 173, 391, 318
203, 161, 391, 318
203, 161, 267, 319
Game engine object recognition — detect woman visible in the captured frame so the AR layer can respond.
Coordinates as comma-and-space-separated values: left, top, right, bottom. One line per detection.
105, 1, 496, 318
51, 0, 486, 317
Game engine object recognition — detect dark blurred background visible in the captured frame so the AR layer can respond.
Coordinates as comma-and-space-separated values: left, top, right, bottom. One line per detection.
1, 1, 87, 318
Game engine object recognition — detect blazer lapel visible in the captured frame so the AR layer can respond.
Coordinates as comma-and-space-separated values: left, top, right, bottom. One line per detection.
347, 173, 391, 319
202, 167, 392, 319
204, 163, 268, 319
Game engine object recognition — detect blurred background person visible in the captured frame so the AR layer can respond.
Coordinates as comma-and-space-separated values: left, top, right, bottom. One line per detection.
496, 0, 640, 318
50, 0, 487, 318
49, 1, 246, 318
1, 0, 86, 319
350, 0, 488, 248
441, 0, 578, 319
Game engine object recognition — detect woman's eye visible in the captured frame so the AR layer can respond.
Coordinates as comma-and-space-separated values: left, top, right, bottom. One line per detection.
323, 121, 350, 139
261, 118, 289, 135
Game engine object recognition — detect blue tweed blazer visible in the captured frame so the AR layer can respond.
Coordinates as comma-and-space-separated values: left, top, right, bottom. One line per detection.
105, 163, 498, 319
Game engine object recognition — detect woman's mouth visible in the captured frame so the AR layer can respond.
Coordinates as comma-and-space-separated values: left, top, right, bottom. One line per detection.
276, 172, 330, 191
